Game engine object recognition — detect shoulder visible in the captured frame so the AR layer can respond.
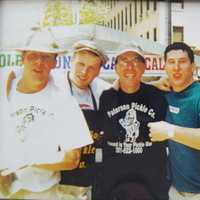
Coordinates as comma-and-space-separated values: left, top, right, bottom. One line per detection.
91, 77, 111, 95
193, 81, 200, 92
142, 83, 166, 98
99, 88, 118, 111
50, 69, 67, 91
192, 82, 200, 103
141, 83, 168, 110
100, 88, 118, 102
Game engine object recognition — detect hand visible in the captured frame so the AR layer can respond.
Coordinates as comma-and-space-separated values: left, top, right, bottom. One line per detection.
148, 121, 175, 142
63, 148, 81, 169
112, 78, 120, 91
153, 77, 171, 92
0, 174, 15, 196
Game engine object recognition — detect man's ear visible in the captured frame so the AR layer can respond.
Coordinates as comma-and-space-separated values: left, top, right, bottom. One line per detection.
141, 62, 146, 74
191, 63, 196, 73
115, 62, 119, 75
54, 54, 58, 61
163, 64, 169, 75
6, 70, 16, 99
51, 54, 58, 69
96, 65, 102, 76
71, 54, 75, 65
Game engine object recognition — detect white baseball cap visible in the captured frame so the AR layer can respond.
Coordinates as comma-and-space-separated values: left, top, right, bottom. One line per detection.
116, 42, 145, 59
15, 28, 68, 54
72, 40, 109, 65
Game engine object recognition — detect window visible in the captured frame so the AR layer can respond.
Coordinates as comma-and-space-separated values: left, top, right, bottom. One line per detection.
173, 26, 184, 42
114, 0, 116, 7
118, 13, 120, 30
114, 16, 116, 29
146, 0, 150, 11
173, 0, 184, 9
181, 0, 184, 9
129, 3, 132, 27
121, 10, 124, 31
125, 7, 128, 25
146, 31, 150, 39
135, 1, 137, 24
153, 28, 157, 41
140, 0, 143, 18
153, 0, 157, 11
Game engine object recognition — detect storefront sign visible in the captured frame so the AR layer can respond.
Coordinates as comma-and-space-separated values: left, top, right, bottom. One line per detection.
0, 52, 165, 76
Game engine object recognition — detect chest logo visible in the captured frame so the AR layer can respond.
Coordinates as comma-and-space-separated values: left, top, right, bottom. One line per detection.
169, 105, 180, 114
119, 108, 140, 143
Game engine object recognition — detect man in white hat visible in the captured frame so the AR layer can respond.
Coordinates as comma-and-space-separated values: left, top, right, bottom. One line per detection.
94, 42, 170, 200
60, 40, 110, 198
67, 39, 110, 108
0, 29, 92, 199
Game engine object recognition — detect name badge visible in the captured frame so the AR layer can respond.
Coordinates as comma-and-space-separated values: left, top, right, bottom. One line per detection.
169, 105, 180, 114
95, 148, 103, 163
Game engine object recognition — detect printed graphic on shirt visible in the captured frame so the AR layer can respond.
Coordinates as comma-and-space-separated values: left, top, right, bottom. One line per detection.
107, 102, 154, 155
79, 130, 104, 168
119, 108, 140, 143
10, 105, 54, 142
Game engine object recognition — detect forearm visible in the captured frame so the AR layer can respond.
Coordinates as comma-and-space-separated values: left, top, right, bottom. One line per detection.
34, 148, 81, 171
148, 121, 200, 150
34, 162, 76, 171
145, 80, 159, 87
172, 126, 200, 150
145, 77, 171, 92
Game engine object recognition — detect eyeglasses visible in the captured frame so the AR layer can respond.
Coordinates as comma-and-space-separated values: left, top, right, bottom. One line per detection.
26, 53, 56, 63
117, 56, 145, 67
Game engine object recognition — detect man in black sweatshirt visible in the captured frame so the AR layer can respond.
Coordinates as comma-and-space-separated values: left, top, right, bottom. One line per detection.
94, 42, 170, 200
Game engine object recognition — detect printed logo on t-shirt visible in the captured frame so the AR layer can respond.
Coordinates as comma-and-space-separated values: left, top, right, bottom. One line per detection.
169, 105, 180, 114
79, 130, 104, 168
119, 108, 140, 143
107, 103, 154, 154
10, 105, 54, 142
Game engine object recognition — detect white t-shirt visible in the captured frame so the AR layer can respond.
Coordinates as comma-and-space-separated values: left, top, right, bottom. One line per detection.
0, 73, 92, 192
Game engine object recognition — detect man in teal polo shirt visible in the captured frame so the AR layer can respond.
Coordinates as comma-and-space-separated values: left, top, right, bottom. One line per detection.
148, 42, 200, 200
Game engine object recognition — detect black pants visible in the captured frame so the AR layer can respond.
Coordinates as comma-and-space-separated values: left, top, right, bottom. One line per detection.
92, 158, 169, 200
93, 179, 154, 200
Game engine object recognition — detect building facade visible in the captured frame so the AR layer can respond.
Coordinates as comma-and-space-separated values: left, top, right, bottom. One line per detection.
101, 0, 200, 49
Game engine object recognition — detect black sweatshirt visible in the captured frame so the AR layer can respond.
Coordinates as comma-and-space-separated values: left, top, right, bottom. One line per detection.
94, 83, 170, 200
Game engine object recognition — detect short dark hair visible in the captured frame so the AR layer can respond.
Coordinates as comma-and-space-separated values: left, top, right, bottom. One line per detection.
164, 42, 194, 63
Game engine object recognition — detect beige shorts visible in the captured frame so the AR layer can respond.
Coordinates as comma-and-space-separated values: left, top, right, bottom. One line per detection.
169, 185, 200, 200
8, 184, 91, 200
